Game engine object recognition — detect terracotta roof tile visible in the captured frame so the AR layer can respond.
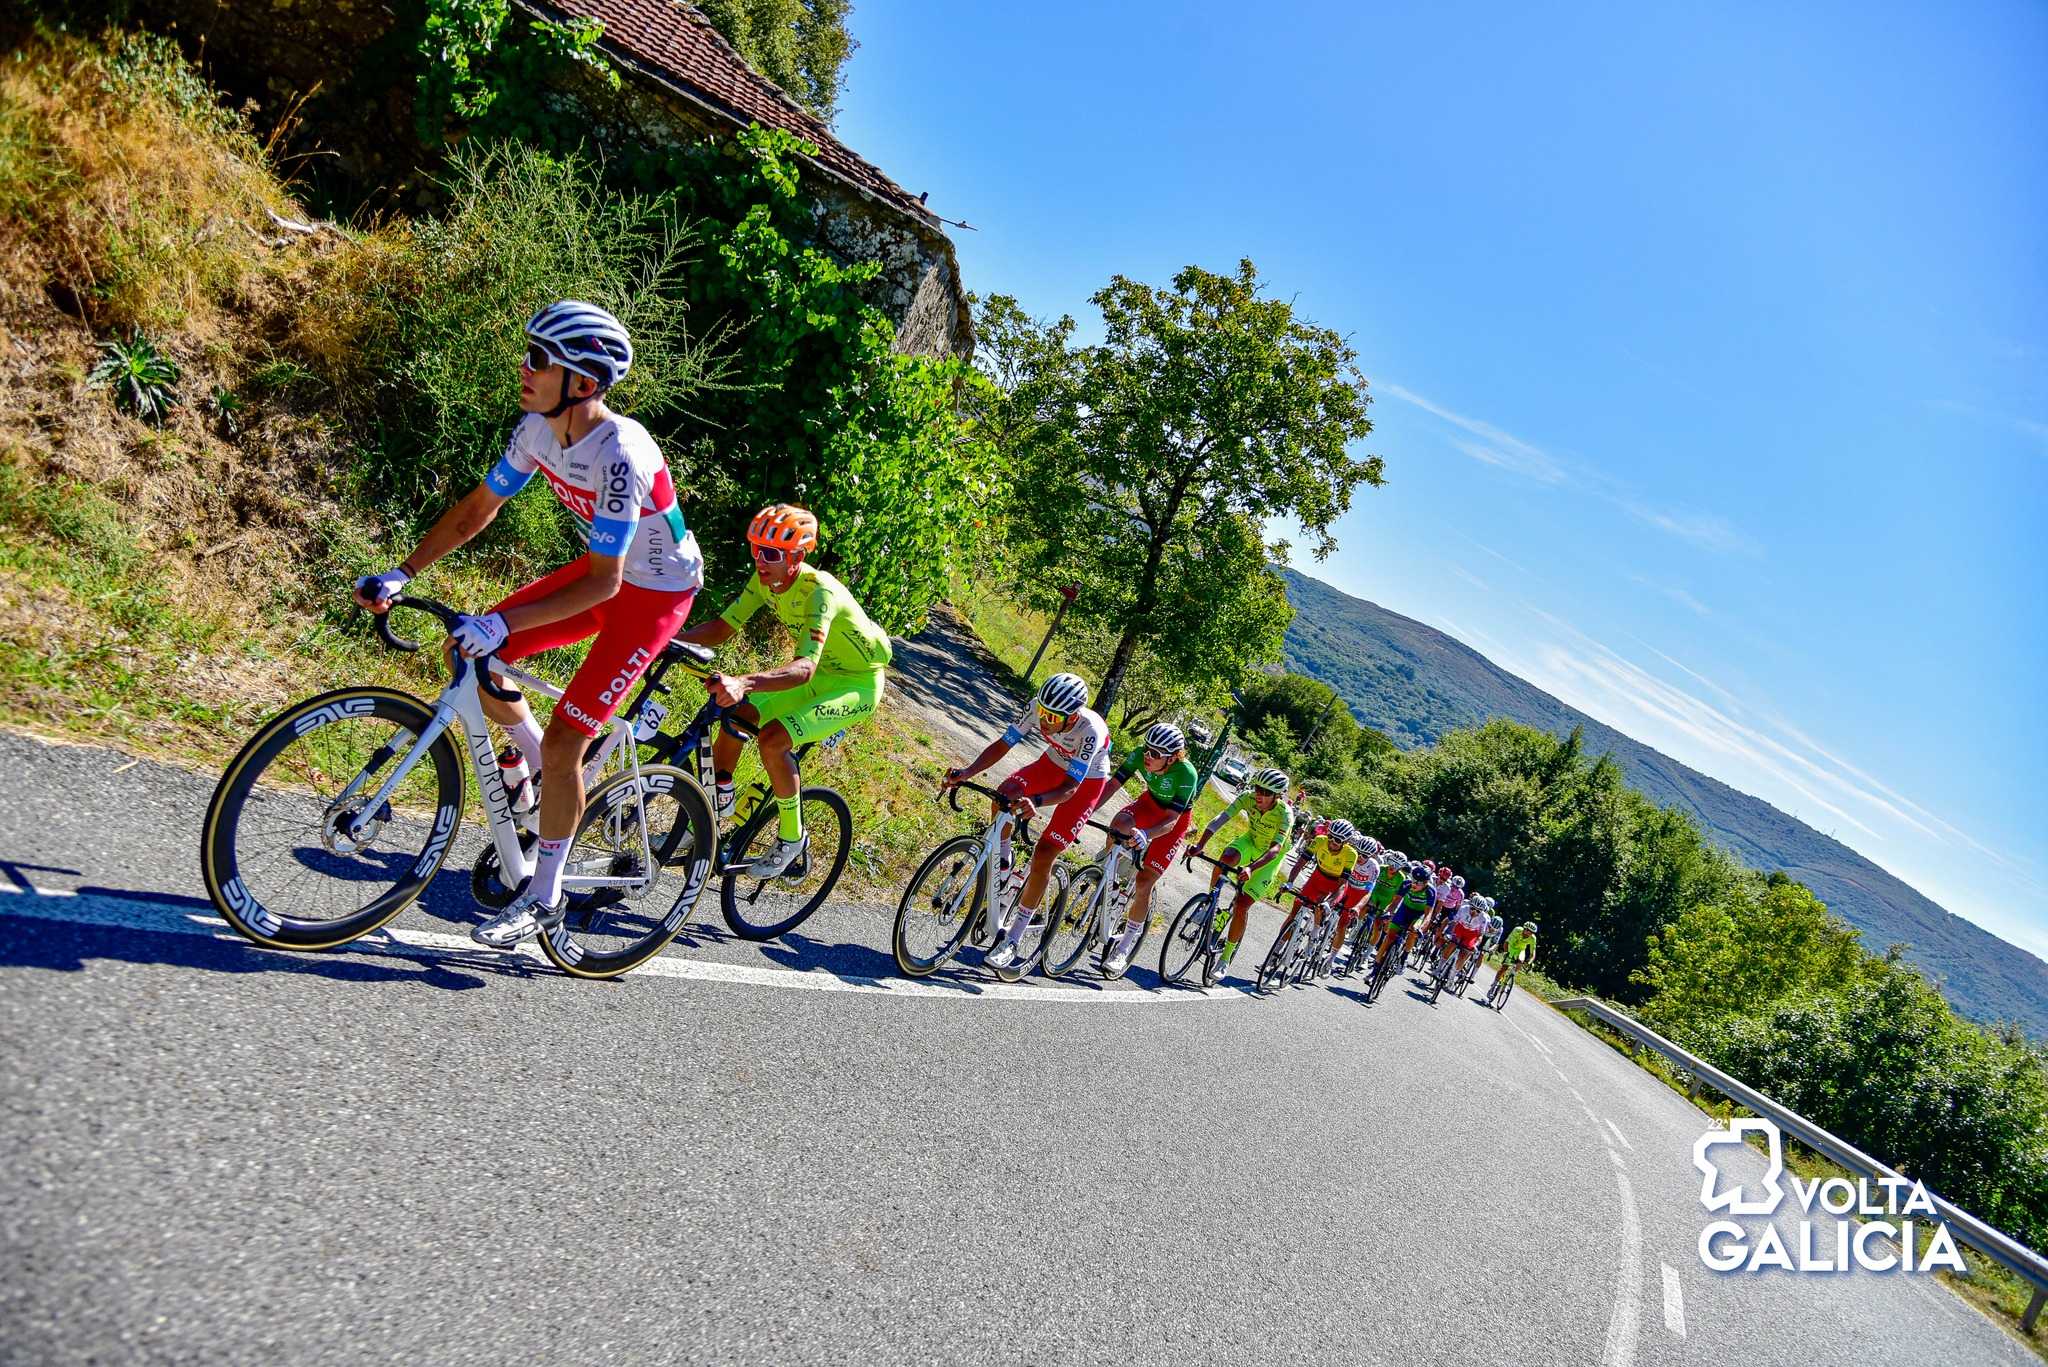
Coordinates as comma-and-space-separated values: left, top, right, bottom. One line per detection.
522, 0, 937, 227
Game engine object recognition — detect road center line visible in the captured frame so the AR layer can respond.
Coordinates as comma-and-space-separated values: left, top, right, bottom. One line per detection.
1660, 1264, 1686, 1338
1, 890, 1248, 1006
1604, 1118, 1633, 1151
1602, 1169, 1644, 1367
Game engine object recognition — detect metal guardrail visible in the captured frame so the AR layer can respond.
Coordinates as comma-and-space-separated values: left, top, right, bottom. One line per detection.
1551, 995, 2048, 1332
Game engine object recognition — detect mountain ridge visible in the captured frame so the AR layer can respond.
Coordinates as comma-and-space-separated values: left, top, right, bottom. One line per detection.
1279, 566, 2048, 1037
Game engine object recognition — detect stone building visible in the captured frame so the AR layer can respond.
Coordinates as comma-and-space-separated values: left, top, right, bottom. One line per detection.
138, 0, 971, 357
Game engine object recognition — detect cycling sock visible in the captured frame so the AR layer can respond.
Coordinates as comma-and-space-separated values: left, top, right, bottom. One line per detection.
1221, 938, 1239, 964
508, 717, 545, 774
775, 793, 802, 841
531, 835, 570, 906
1113, 920, 1142, 955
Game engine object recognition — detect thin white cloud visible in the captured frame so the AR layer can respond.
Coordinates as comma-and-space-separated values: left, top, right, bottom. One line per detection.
1630, 574, 1712, 618
1449, 563, 1491, 592
1382, 383, 1568, 484
1621, 500, 1762, 556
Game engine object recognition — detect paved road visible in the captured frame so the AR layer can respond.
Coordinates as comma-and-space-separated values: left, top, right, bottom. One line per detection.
0, 730, 2030, 1365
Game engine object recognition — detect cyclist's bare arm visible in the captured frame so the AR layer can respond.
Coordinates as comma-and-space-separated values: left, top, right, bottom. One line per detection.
353, 483, 508, 611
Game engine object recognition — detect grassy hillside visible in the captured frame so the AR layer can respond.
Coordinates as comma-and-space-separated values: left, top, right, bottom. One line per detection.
1280, 567, 2048, 1038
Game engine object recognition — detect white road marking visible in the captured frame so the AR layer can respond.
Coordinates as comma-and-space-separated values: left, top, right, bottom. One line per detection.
1661, 1263, 1686, 1338
1, 890, 1248, 1006
1527, 1034, 1555, 1058
1605, 1118, 1633, 1151
1607, 1148, 1625, 1169
1602, 1169, 1644, 1367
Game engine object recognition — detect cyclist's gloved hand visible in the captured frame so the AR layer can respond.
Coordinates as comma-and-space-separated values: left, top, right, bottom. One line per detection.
354, 566, 410, 610
451, 611, 510, 659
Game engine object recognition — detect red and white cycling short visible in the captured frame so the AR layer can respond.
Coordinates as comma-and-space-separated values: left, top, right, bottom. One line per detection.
1451, 922, 1484, 951
1335, 880, 1372, 912
492, 561, 695, 738
1000, 754, 1108, 852
1125, 793, 1192, 876
1300, 868, 1344, 907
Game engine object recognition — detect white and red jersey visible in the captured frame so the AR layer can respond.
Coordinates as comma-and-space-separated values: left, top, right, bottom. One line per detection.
1452, 901, 1489, 934
1002, 703, 1111, 781
488, 414, 702, 594
1347, 855, 1380, 890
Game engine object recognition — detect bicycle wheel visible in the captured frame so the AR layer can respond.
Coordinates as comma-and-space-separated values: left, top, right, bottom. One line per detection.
894, 834, 986, 976
719, 786, 853, 941
202, 687, 464, 951
1255, 925, 1291, 994
1041, 866, 1101, 979
1496, 973, 1516, 1010
1159, 896, 1213, 986
535, 765, 714, 980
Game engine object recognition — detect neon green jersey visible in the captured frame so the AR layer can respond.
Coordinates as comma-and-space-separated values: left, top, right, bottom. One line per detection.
719, 564, 891, 676
1210, 792, 1293, 857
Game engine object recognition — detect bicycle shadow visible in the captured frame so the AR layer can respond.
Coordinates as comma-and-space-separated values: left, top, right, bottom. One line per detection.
0, 881, 494, 990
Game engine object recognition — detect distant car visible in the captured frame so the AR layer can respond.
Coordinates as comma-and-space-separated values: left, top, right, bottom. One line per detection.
1189, 723, 1214, 747
1216, 756, 1249, 785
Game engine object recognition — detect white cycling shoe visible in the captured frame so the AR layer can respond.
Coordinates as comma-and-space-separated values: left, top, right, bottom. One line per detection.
747, 833, 808, 880
472, 888, 566, 949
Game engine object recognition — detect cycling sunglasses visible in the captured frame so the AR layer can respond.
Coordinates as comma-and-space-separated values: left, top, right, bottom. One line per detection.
751, 544, 789, 564
523, 343, 559, 372
1036, 703, 1073, 728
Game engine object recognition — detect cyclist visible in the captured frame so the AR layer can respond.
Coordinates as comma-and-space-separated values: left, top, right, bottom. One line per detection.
942, 673, 1112, 977
1191, 766, 1295, 984
672, 503, 891, 877
1375, 862, 1436, 970
354, 300, 703, 949
1357, 849, 1406, 968
1100, 723, 1201, 977
1330, 833, 1380, 967
1481, 900, 1506, 957
1426, 866, 1464, 960
1491, 920, 1539, 996
1445, 893, 1490, 988
1283, 817, 1358, 960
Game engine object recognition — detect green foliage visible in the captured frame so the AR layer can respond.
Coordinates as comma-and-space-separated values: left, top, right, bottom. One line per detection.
413, 0, 618, 147
697, 0, 857, 122
1634, 872, 1867, 1037
979, 262, 1380, 716
207, 385, 244, 436
88, 330, 180, 424
336, 141, 724, 564
682, 125, 993, 632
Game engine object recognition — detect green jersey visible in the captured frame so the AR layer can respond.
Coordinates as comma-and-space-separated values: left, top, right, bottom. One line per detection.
1113, 753, 1200, 813
1367, 865, 1404, 909
1504, 928, 1537, 960
719, 565, 891, 676
1210, 792, 1293, 854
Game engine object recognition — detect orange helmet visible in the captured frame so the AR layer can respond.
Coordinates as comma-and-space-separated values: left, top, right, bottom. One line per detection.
747, 503, 818, 555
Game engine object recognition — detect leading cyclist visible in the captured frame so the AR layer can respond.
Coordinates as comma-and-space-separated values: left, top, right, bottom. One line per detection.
353, 301, 702, 949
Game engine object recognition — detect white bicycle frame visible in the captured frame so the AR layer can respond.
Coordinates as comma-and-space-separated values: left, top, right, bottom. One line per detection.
1075, 835, 1141, 946
328, 654, 654, 895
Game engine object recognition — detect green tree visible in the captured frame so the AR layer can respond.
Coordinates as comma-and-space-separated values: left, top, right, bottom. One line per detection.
698, 0, 857, 122
1635, 873, 1866, 1037
999, 260, 1380, 715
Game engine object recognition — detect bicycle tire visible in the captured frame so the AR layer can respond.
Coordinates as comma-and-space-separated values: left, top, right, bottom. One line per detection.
201, 687, 464, 951
1255, 924, 1291, 994
535, 765, 714, 980
1496, 973, 1516, 1011
1159, 896, 1212, 986
893, 834, 986, 977
1041, 865, 1102, 979
718, 786, 853, 941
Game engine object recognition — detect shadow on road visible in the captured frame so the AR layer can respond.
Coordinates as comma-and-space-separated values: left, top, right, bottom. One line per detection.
0, 884, 495, 989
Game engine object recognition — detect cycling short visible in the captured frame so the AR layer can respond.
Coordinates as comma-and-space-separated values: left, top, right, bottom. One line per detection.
1391, 905, 1427, 929
1223, 834, 1286, 901
1001, 754, 1108, 852
1335, 881, 1371, 911
1300, 869, 1344, 906
493, 562, 695, 739
1125, 793, 1191, 875
1452, 922, 1484, 951
746, 667, 884, 747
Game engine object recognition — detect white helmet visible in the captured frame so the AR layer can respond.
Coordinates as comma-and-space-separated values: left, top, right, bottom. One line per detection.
1036, 672, 1089, 716
1328, 819, 1355, 842
1250, 766, 1288, 794
1144, 722, 1186, 755
526, 300, 633, 389
1453, 875, 1466, 889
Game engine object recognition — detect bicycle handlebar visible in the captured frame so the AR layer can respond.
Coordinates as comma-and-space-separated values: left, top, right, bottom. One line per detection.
369, 594, 522, 701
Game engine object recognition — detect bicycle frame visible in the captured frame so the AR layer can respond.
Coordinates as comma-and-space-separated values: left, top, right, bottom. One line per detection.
339, 603, 655, 897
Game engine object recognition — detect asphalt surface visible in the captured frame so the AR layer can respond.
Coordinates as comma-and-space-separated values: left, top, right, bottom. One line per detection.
0, 729, 2032, 1365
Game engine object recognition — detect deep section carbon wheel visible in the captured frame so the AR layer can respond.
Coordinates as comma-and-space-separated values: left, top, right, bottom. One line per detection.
536, 764, 714, 980
201, 688, 463, 951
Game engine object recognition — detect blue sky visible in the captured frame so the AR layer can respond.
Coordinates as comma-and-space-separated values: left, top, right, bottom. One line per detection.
832, 1, 2048, 953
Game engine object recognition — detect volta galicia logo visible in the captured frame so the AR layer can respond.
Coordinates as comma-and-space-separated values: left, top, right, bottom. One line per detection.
1692, 1119, 1966, 1275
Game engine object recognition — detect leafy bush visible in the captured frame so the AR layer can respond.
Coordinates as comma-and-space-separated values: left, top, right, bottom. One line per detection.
320, 141, 728, 564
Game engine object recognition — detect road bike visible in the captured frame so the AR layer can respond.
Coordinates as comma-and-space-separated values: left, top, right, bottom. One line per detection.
1157, 849, 1249, 989
1335, 906, 1384, 978
1040, 818, 1151, 981
627, 646, 855, 943
892, 780, 1068, 980
1363, 918, 1415, 1005
201, 595, 716, 979
1486, 956, 1523, 1011
1256, 886, 1319, 993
